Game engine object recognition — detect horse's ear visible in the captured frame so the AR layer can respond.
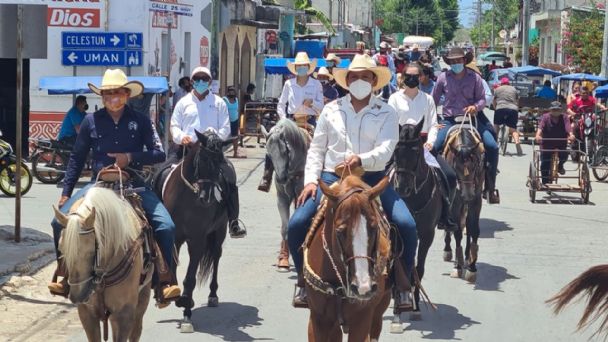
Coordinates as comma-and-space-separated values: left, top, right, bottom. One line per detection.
365, 176, 390, 200
318, 180, 339, 201
195, 130, 207, 145
415, 118, 425, 135
53, 205, 69, 227
222, 137, 235, 147
83, 207, 96, 228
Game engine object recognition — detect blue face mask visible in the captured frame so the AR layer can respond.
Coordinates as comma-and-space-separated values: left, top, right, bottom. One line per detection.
194, 80, 210, 94
450, 63, 464, 74
296, 66, 309, 76
326, 61, 335, 68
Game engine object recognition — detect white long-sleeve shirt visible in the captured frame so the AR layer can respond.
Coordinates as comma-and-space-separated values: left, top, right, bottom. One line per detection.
277, 77, 324, 119
304, 94, 399, 185
170, 92, 231, 144
388, 89, 439, 146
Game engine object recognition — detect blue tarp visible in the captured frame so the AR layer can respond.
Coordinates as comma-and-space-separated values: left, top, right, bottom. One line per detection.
264, 58, 350, 75
507, 66, 562, 77
594, 84, 608, 98
39, 76, 169, 95
294, 40, 326, 59
552, 73, 608, 83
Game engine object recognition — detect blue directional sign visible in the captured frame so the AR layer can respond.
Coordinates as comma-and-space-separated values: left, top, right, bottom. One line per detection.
62, 32, 143, 50
62, 50, 142, 67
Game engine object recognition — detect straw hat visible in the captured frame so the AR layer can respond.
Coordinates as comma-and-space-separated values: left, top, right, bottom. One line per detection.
333, 54, 391, 92
88, 69, 143, 97
466, 61, 482, 75
314, 67, 334, 80
287, 52, 317, 76
325, 53, 342, 65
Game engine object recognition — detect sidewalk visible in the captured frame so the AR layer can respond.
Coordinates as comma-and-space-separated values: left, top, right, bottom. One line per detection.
0, 225, 55, 287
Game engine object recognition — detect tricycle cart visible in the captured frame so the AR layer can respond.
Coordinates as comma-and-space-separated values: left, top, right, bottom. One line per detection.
240, 99, 279, 145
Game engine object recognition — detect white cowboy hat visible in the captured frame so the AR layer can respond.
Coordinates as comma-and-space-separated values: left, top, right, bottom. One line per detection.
287, 52, 317, 76
324, 53, 342, 65
333, 53, 392, 92
191, 66, 212, 79
88, 69, 143, 98
379, 41, 390, 49
313, 67, 334, 80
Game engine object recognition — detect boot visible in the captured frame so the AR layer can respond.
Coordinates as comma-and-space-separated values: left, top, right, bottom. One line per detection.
48, 258, 69, 297
229, 220, 247, 238
437, 193, 458, 232
257, 155, 274, 192
395, 290, 413, 312
293, 274, 308, 308
486, 174, 501, 204
277, 240, 290, 271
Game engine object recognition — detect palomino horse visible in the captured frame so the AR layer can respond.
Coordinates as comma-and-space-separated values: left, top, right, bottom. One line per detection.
304, 175, 391, 341
54, 187, 152, 342
261, 119, 310, 271
547, 264, 608, 340
393, 119, 442, 318
442, 123, 485, 283
155, 130, 232, 333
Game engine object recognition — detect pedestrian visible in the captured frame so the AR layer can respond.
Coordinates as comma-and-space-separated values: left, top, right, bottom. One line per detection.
57, 95, 88, 148
432, 47, 501, 204
243, 83, 256, 104
172, 76, 192, 110
536, 80, 557, 100
419, 64, 435, 94
493, 77, 523, 155
373, 41, 396, 75
488, 60, 499, 71
288, 53, 417, 311
535, 101, 575, 185
409, 44, 421, 62
48, 69, 181, 306
258, 52, 323, 192
314, 67, 339, 103
223, 86, 245, 158
170, 66, 247, 238
503, 57, 513, 68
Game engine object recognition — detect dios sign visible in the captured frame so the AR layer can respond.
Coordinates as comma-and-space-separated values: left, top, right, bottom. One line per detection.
48, 7, 101, 28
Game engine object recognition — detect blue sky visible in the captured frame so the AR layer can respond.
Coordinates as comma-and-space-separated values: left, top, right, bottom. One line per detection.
459, 0, 475, 28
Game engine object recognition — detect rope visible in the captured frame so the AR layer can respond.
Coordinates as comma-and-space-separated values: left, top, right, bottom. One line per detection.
413, 267, 437, 311
179, 147, 199, 193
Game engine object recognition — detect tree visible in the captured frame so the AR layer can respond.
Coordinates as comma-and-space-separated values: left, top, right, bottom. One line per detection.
294, 0, 335, 34
470, 0, 519, 48
562, 8, 604, 74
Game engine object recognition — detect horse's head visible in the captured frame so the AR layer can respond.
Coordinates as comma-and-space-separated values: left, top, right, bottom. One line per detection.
190, 130, 232, 205
394, 119, 425, 196
54, 204, 97, 304
446, 129, 484, 202
318, 176, 390, 300
266, 120, 307, 184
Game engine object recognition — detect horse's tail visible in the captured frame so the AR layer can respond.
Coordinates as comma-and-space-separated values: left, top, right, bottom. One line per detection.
547, 264, 608, 339
197, 231, 223, 286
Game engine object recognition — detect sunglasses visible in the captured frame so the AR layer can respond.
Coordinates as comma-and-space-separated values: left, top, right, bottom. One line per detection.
192, 76, 210, 82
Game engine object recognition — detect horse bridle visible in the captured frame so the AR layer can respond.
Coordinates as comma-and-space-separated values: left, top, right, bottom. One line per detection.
394, 138, 430, 195
448, 141, 484, 192
181, 142, 224, 197
65, 212, 102, 288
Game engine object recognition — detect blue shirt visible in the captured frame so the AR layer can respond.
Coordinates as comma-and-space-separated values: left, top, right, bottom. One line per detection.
223, 97, 239, 122
322, 83, 339, 101
537, 86, 557, 100
57, 106, 86, 140
62, 106, 165, 197
420, 80, 435, 95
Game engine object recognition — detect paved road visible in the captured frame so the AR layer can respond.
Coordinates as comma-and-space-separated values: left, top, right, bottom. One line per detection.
2, 129, 608, 341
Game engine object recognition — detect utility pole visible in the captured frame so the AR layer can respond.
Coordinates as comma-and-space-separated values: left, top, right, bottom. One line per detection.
416, 11, 419, 35
163, 13, 173, 151
521, 0, 530, 66
491, 2, 495, 51
478, 0, 482, 51
601, 0, 608, 76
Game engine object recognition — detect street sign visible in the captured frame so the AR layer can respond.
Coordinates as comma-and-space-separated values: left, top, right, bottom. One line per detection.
149, 0, 193, 17
62, 32, 143, 50
62, 50, 142, 66
499, 30, 507, 39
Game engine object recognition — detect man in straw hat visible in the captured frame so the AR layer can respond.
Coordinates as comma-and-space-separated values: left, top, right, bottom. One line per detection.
314, 66, 339, 103
432, 47, 501, 204
324, 53, 348, 97
170, 66, 247, 238
258, 51, 323, 192
287, 54, 417, 310
49, 69, 181, 305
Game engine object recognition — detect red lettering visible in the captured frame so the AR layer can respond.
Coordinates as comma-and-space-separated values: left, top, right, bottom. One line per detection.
47, 8, 100, 28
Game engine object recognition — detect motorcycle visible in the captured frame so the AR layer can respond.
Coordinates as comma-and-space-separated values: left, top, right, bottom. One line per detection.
0, 129, 33, 196
29, 138, 92, 184
571, 105, 602, 163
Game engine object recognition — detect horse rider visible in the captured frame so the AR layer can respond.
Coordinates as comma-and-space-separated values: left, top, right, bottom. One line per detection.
288, 54, 418, 310
432, 47, 501, 204
258, 51, 324, 192
48, 69, 181, 305
169, 66, 247, 239
388, 62, 458, 231
324, 53, 348, 97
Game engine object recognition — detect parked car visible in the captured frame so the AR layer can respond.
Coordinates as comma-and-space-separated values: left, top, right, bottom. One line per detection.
478, 51, 508, 62
487, 69, 535, 97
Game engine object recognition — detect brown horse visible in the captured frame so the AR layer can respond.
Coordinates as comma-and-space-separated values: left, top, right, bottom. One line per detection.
547, 264, 608, 340
304, 175, 391, 342
54, 187, 152, 342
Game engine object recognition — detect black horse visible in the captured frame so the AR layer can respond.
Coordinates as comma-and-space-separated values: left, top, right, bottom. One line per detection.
154, 130, 233, 333
393, 119, 443, 318
442, 126, 485, 283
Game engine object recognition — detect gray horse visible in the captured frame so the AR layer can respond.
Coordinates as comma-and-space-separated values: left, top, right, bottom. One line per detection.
261, 119, 310, 271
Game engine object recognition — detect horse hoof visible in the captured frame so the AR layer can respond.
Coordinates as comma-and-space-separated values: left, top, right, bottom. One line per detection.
176, 296, 194, 309
410, 311, 422, 321
464, 270, 477, 283
390, 322, 404, 334
450, 268, 462, 278
443, 251, 453, 262
180, 322, 194, 333
208, 296, 219, 307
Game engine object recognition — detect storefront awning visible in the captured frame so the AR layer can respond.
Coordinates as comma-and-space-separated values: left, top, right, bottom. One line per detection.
39, 76, 168, 95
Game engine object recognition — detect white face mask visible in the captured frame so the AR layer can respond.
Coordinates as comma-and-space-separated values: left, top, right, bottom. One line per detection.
349, 79, 373, 100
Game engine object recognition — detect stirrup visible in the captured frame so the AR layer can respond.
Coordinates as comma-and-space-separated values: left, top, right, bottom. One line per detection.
292, 285, 309, 308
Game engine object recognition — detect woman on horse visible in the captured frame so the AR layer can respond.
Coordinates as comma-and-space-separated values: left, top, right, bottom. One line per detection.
170, 66, 246, 239
388, 62, 458, 231
258, 52, 324, 192
287, 54, 418, 311
49, 69, 181, 306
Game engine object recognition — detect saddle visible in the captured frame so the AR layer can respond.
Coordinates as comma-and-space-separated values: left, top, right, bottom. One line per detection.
442, 124, 485, 157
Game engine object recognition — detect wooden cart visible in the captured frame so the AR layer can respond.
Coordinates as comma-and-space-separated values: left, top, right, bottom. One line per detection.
240, 100, 279, 145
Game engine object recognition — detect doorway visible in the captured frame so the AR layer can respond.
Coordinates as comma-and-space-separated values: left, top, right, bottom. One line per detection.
0, 58, 29, 156
240, 36, 252, 99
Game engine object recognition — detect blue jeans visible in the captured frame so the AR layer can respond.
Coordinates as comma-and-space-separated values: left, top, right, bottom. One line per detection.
51, 183, 176, 272
288, 171, 418, 278
432, 112, 499, 186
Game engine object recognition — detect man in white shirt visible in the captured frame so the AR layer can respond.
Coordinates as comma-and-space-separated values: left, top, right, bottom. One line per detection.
287, 54, 417, 311
170, 66, 245, 238
388, 63, 458, 231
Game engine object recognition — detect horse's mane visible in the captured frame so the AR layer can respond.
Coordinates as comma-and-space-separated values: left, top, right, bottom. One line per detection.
63, 187, 141, 268
272, 118, 309, 153
547, 264, 608, 340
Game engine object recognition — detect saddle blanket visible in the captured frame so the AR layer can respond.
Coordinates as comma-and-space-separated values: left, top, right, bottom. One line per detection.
161, 164, 178, 200
424, 149, 440, 168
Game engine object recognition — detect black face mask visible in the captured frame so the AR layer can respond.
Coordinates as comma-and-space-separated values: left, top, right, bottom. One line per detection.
83, 104, 89, 111
227, 94, 236, 98
403, 74, 420, 89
